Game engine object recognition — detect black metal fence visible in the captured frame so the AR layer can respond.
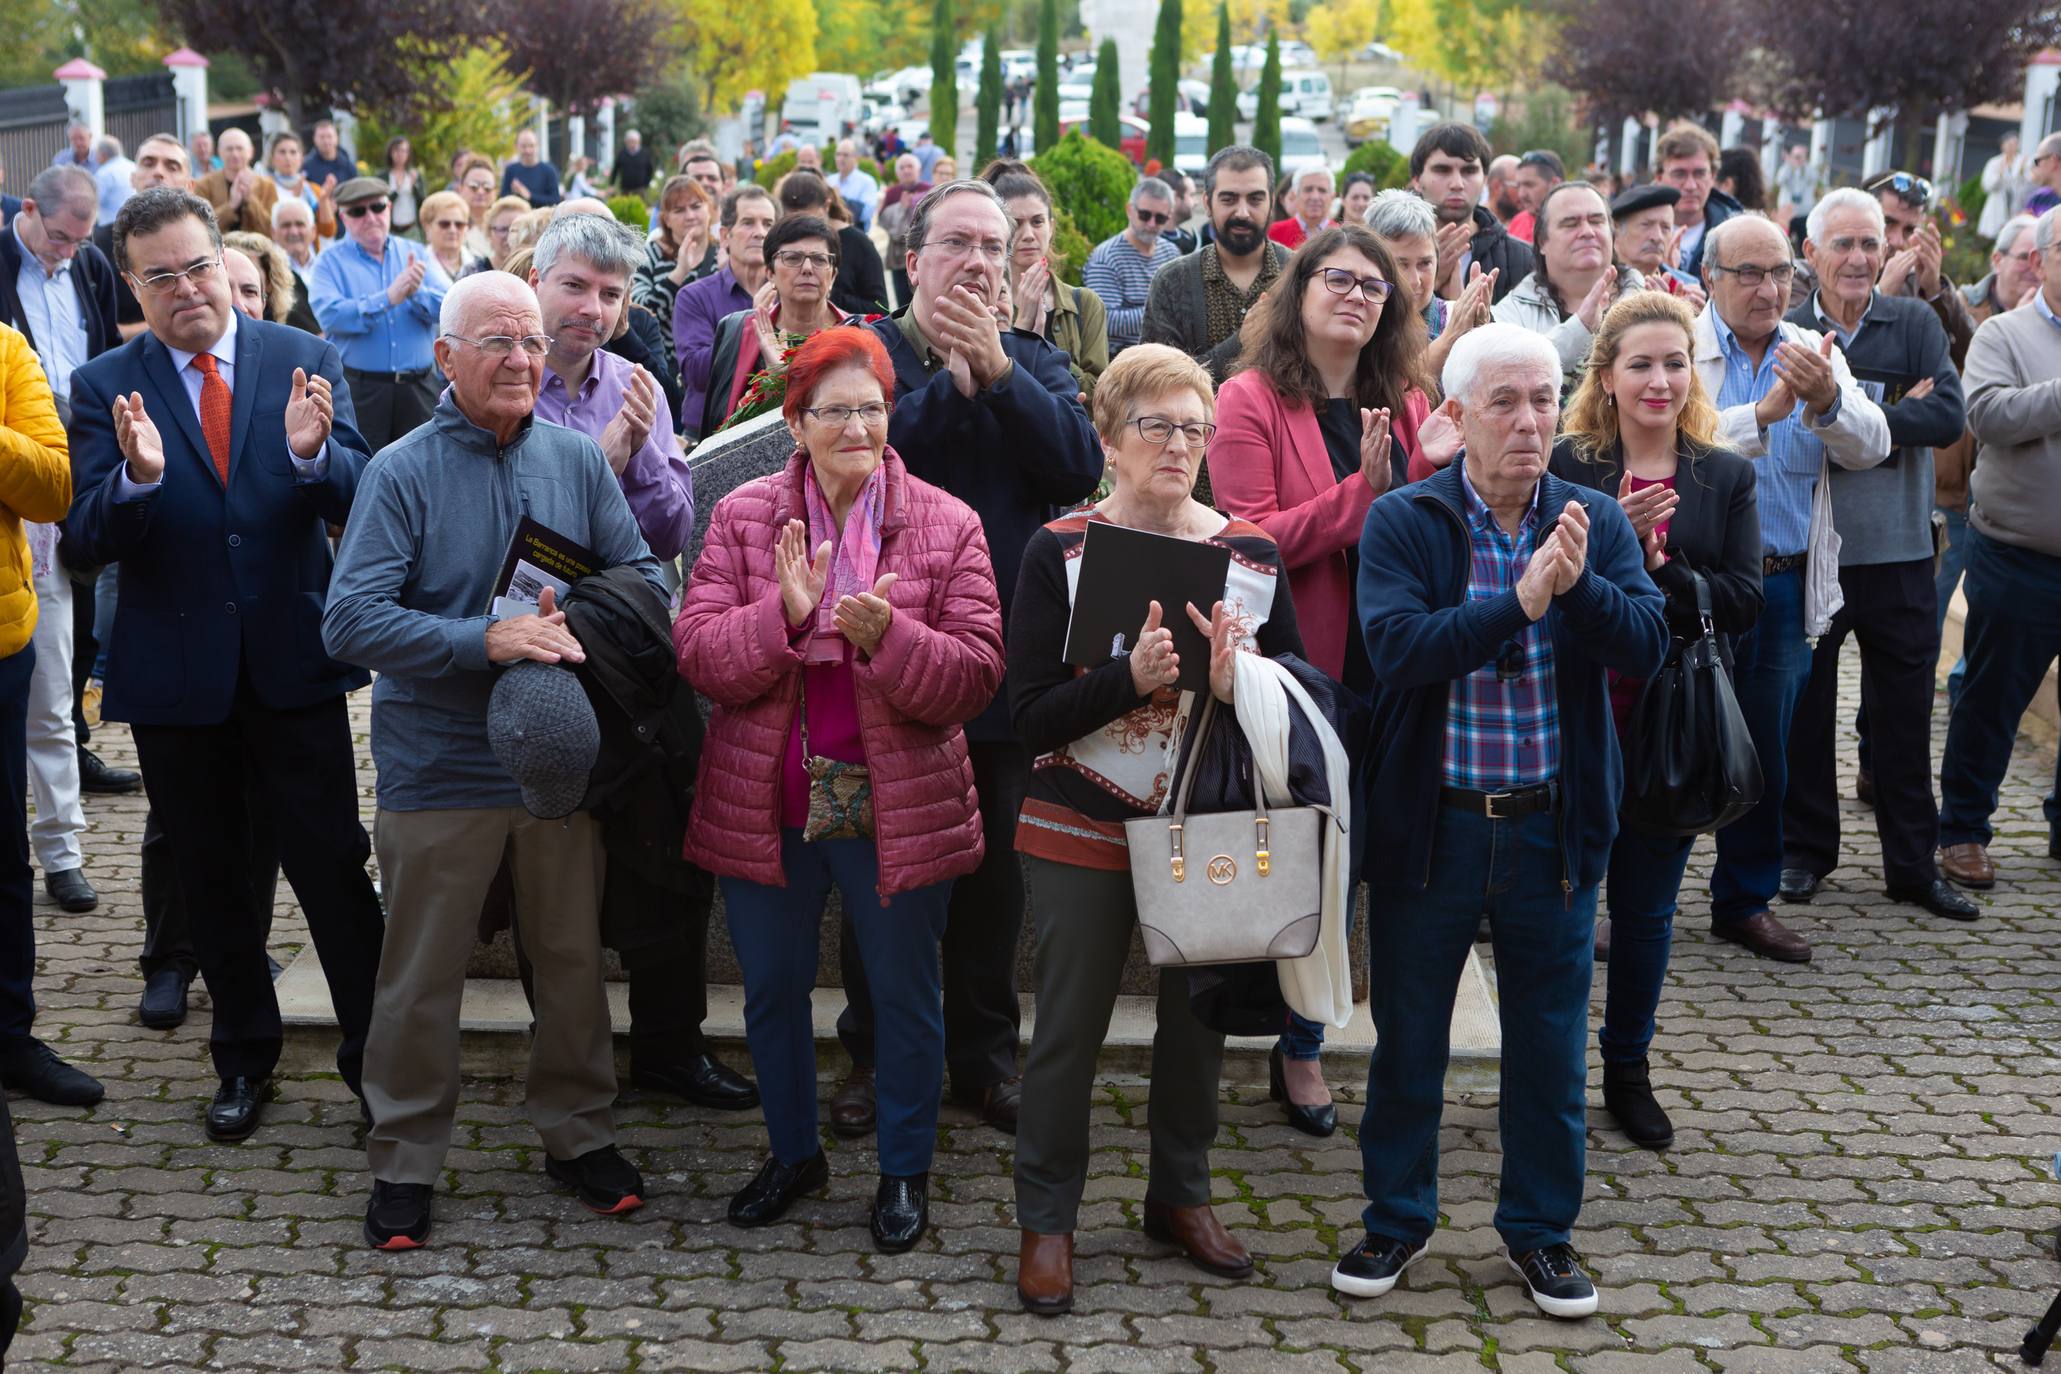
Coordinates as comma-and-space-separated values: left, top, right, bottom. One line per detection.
0, 72, 176, 189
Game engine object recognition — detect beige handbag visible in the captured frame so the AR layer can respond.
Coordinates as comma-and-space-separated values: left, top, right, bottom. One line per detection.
1123, 697, 1330, 967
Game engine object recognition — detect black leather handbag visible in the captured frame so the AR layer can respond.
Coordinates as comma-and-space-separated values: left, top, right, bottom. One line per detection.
1622, 573, 1763, 836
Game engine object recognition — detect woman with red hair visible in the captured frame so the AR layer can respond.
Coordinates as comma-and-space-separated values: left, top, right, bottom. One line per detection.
675, 326, 1006, 1252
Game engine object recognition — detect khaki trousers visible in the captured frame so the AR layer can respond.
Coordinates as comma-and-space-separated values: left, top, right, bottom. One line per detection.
365, 806, 614, 1183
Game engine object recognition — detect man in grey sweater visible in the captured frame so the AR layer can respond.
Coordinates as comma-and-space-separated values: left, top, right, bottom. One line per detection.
1937, 205, 2061, 887
323, 272, 665, 1251
1778, 188, 1976, 921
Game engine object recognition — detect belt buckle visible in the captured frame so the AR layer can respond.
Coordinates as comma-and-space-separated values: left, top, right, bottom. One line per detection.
1482, 789, 1517, 819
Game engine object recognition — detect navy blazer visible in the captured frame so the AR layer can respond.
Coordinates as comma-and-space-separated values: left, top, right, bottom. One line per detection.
0, 223, 119, 365
65, 317, 373, 727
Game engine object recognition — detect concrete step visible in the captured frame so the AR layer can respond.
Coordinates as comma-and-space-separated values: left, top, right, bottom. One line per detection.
278, 945, 1505, 1091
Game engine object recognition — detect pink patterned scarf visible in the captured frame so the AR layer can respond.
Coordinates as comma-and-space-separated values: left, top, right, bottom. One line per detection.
801, 460, 887, 663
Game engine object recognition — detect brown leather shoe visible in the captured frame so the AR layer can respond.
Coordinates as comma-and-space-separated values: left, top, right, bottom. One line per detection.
1714, 911, 1811, 963
981, 1075, 1022, 1134
1017, 1230, 1074, 1315
1141, 1198, 1255, 1278
1938, 843, 1996, 890
829, 1066, 876, 1138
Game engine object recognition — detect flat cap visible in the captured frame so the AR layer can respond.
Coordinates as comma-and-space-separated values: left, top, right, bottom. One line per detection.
1611, 182, 1681, 220
332, 176, 388, 206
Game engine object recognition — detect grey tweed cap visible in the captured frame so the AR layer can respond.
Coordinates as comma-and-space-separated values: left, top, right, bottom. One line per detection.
487, 661, 600, 820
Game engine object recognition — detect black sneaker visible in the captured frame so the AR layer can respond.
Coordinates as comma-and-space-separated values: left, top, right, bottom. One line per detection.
364, 1181, 434, 1250
1507, 1243, 1598, 1318
545, 1144, 645, 1215
1330, 1232, 1427, 1298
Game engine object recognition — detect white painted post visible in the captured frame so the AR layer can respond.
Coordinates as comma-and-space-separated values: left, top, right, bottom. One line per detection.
2021, 51, 2061, 150
1760, 118, 1783, 186
257, 105, 288, 144
1810, 114, 1834, 181
1861, 107, 1895, 178
533, 98, 551, 163
53, 59, 107, 141
1387, 91, 1418, 156
569, 114, 587, 166
1720, 104, 1745, 150
334, 109, 361, 165
162, 48, 209, 146
1619, 116, 1641, 176
1931, 110, 1967, 187
596, 99, 617, 175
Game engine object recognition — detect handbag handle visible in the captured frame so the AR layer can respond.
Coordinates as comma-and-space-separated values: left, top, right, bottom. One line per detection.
1162, 693, 1277, 882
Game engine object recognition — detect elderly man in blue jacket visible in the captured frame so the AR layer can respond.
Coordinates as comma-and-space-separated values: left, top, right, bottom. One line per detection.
841, 179, 1103, 1138
1332, 323, 1667, 1320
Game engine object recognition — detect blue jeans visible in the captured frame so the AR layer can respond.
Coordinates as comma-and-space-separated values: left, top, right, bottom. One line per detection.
91, 566, 116, 681
721, 830, 949, 1177
1598, 825, 1693, 1064
1938, 530, 2061, 848
1709, 567, 1812, 926
1358, 806, 1594, 1255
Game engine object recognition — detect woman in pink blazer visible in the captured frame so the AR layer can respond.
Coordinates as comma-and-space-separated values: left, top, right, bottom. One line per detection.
1205, 224, 1436, 1135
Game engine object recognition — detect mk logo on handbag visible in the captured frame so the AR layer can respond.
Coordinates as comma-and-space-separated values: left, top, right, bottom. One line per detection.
1205, 855, 1237, 885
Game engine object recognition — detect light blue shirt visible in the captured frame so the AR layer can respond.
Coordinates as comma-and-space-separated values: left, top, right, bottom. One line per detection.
307, 234, 444, 373
834, 168, 879, 230
2035, 289, 2061, 333
1710, 309, 1840, 558
10, 226, 85, 397
94, 157, 135, 226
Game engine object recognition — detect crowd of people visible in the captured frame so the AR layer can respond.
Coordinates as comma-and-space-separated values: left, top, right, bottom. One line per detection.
0, 99, 2053, 1352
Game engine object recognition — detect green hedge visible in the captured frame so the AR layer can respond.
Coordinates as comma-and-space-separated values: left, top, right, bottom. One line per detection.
607, 195, 650, 229
1342, 140, 1411, 190
1032, 130, 1137, 246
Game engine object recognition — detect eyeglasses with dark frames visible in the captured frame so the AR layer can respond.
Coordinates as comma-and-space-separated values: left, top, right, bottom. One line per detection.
1129, 416, 1217, 448
802, 402, 893, 426
1318, 267, 1393, 303
1708, 261, 1795, 289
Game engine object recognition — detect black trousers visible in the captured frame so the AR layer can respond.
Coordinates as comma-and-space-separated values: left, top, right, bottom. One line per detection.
0, 646, 35, 1043
837, 739, 1028, 1096
343, 367, 437, 452
138, 805, 281, 980
69, 572, 94, 747
130, 680, 385, 1091
1782, 556, 1942, 888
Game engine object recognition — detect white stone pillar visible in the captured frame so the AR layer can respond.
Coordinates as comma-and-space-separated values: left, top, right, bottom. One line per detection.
162, 48, 209, 146
596, 99, 617, 174
533, 98, 551, 163
2022, 51, 2061, 149
334, 109, 360, 162
1720, 104, 1745, 150
1809, 114, 1834, 175
1861, 107, 1896, 178
569, 114, 587, 165
257, 105, 288, 143
1760, 118, 1784, 186
1931, 110, 1967, 186
53, 59, 106, 138
1619, 116, 1641, 176
1387, 92, 1418, 156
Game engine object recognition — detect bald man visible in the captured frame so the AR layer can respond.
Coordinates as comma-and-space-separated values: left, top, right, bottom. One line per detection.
195, 129, 278, 235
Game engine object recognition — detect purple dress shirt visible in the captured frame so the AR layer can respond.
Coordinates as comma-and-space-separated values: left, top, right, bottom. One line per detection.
535, 347, 695, 561
671, 265, 753, 435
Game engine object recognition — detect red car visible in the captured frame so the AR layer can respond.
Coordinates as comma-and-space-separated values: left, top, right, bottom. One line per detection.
1058, 114, 1150, 167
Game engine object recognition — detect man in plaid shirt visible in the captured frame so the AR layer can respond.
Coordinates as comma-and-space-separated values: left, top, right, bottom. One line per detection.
1334, 324, 1668, 1321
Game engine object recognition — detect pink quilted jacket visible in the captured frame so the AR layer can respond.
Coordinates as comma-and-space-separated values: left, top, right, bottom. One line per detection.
675, 447, 1006, 898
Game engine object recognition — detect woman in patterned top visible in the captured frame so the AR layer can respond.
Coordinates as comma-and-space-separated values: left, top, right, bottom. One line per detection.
1007, 344, 1305, 1317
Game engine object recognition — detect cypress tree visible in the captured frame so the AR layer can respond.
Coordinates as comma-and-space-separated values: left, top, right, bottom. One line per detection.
1206, 2, 1236, 154
1145, 0, 1181, 169
1035, 0, 1060, 153
1253, 30, 1282, 176
1089, 37, 1122, 150
929, 0, 959, 162
976, 28, 1002, 161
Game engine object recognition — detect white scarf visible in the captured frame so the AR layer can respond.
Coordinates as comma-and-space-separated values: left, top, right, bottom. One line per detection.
1232, 652, 1354, 1028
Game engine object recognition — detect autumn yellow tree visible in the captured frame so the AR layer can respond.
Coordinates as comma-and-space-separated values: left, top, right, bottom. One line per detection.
1305, 0, 1382, 85
1386, 0, 1552, 100
1225, 0, 1291, 46
672, 0, 818, 115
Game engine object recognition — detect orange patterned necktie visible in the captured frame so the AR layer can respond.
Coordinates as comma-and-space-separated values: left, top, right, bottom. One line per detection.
190, 352, 231, 484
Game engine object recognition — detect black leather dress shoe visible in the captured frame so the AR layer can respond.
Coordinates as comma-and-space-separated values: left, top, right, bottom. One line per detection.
42, 868, 98, 913
870, 1173, 929, 1253
77, 747, 142, 795
1887, 878, 1980, 922
1269, 1044, 1337, 1137
1778, 868, 1822, 904
205, 1077, 270, 1141
728, 1151, 828, 1227
138, 969, 191, 1029
634, 1052, 760, 1110
0, 1037, 105, 1106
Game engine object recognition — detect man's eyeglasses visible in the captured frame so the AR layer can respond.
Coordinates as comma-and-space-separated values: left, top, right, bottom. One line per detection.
40, 223, 87, 250
343, 201, 390, 219
773, 250, 835, 271
1134, 208, 1171, 226
1318, 267, 1394, 303
924, 233, 1007, 261
441, 333, 553, 357
1709, 261, 1795, 289
802, 402, 892, 426
128, 258, 222, 295
433, 218, 469, 230
1129, 416, 1217, 448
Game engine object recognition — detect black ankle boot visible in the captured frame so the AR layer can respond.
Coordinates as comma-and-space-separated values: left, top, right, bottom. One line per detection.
1602, 1058, 1673, 1149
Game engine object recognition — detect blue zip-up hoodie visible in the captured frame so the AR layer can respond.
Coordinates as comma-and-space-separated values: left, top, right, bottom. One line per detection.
1355, 462, 1668, 894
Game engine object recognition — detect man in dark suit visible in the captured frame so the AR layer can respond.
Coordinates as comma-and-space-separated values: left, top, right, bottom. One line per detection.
841, 180, 1102, 1138
64, 187, 387, 1142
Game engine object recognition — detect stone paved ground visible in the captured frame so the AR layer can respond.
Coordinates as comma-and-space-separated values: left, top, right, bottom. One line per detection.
7, 667, 2060, 1374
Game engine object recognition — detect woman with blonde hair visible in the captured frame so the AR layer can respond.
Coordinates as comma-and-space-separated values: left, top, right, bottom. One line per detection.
467, 195, 533, 275
1547, 290, 1761, 1152
417, 190, 471, 281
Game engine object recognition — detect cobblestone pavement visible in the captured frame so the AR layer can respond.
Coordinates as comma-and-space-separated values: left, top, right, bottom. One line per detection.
8, 670, 2060, 1374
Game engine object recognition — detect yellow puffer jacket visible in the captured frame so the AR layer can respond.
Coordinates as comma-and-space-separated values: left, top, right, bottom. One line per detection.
0, 322, 74, 657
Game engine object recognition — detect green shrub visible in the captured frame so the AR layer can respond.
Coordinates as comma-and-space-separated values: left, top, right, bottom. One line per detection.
607, 195, 650, 229
1050, 204, 1091, 284
626, 75, 706, 158
1954, 172, 1987, 240
1486, 85, 1590, 177
1342, 140, 1410, 190
754, 147, 893, 194
1032, 129, 1138, 245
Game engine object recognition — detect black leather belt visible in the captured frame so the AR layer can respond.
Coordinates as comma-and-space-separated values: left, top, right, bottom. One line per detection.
344, 366, 430, 384
1439, 781, 1558, 819
1763, 553, 1807, 575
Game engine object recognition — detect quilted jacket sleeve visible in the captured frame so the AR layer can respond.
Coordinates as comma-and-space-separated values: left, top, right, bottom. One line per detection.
673, 489, 803, 706
856, 504, 1005, 727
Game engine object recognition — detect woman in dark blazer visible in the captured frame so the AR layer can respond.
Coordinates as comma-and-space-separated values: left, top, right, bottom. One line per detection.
1548, 292, 1761, 1154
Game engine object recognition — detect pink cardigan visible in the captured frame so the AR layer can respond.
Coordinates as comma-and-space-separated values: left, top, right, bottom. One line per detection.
1207, 369, 1431, 680
674, 448, 1005, 898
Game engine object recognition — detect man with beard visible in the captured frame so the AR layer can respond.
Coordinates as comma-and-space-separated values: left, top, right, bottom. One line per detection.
1141, 145, 1288, 384
834, 180, 1102, 1141
1410, 123, 1530, 305
1485, 155, 1522, 226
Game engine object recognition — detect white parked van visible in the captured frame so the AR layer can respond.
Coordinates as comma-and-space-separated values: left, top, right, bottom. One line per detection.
1237, 69, 1334, 122
782, 73, 864, 146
